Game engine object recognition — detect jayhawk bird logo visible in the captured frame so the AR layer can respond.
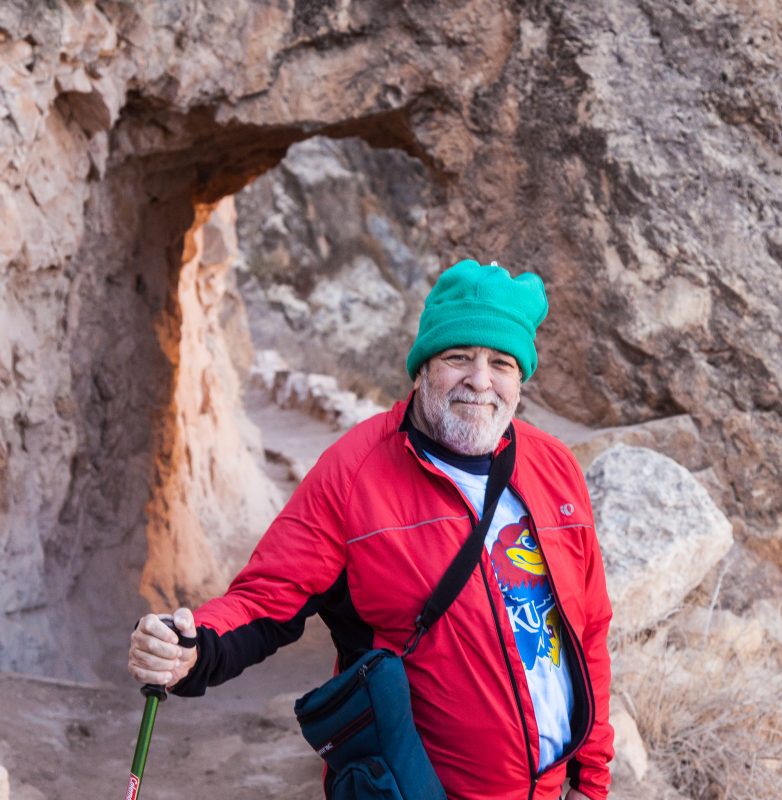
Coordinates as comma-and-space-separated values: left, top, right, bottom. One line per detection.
490, 516, 562, 670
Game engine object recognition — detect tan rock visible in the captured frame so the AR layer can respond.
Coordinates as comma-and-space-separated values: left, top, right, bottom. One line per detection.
752, 599, 782, 648
0, 184, 22, 266
141, 197, 283, 609
609, 696, 649, 783
55, 66, 93, 95
587, 445, 733, 634
608, 763, 690, 800
269, 368, 386, 431
3, 79, 43, 145
676, 606, 765, 667
0, 39, 33, 68
570, 414, 707, 473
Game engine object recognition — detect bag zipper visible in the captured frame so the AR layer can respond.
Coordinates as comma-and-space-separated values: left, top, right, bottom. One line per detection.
296, 651, 386, 723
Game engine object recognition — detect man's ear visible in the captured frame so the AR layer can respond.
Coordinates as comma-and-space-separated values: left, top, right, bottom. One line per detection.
413, 362, 426, 390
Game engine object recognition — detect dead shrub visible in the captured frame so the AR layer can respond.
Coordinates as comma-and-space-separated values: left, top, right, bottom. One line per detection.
612, 620, 782, 800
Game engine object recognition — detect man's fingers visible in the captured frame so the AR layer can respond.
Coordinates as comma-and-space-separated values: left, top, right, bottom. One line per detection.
128, 662, 174, 686
172, 607, 196, 639
130, 627, 178, 661
127, 639, 175, 684
129, 646, 178, 672
135, 613, 179, 644
128, 609, 197, 688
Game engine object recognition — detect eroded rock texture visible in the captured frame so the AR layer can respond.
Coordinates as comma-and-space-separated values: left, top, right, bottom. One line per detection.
0, 0, 779, 675
141, 197, 282, 612
520, 2, 782, 543
236, 136, 438, 401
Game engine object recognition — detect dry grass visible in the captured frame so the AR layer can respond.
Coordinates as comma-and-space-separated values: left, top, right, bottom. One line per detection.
612, 621, 782, 800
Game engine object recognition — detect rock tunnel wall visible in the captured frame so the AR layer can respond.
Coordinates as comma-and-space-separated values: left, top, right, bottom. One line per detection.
0, 0, 779, 676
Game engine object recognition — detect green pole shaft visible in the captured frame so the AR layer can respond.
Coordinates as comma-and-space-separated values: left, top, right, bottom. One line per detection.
127, 695, 160, 799
126, 619, 189, 799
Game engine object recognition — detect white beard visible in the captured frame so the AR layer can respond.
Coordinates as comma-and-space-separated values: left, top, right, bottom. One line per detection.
416, 373, 519, 456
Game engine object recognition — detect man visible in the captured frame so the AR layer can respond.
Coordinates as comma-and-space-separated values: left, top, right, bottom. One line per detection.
129, 259, 613, 799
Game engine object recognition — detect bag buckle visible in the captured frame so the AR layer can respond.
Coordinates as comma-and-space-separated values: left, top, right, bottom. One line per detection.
402, 615, 428, 658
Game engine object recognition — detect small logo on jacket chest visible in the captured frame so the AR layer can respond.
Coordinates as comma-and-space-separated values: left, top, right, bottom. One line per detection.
560, 503, 575, 516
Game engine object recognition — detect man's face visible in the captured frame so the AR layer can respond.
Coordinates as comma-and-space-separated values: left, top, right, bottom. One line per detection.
412, 346, 522, 456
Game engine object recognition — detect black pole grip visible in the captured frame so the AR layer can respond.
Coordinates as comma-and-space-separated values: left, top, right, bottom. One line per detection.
140, 617, 197, 701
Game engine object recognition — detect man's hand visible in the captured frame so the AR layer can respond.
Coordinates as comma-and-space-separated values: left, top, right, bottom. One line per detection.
565, 789, 593, 800
128, 608, 198, 688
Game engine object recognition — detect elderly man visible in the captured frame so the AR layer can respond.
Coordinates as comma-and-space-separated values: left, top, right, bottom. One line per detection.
129, 259, 613, 800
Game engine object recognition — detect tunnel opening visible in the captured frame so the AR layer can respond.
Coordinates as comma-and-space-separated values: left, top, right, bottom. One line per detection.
20, 100, 443, 681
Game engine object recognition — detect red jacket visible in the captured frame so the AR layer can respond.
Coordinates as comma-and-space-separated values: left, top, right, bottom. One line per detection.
180, 397, 613, 800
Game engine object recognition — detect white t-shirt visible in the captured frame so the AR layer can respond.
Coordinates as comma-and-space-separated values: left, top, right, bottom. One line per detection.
427, 453, 574, 770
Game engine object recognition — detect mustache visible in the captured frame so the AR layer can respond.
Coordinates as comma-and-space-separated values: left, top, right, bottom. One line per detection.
447, 389, 502, 408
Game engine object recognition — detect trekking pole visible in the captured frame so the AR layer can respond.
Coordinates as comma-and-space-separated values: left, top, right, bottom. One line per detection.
125, 618, 195, 800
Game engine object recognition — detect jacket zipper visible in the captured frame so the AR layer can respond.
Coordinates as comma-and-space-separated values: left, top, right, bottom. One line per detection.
414, 451, 543, 797
409, 443, 595, 795
526, 509, 596, 761
477, 485, 597, 796
479, 560, 539, 800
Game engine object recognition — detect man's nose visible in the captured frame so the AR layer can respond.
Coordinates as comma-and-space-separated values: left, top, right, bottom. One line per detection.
464, 360, 493, 392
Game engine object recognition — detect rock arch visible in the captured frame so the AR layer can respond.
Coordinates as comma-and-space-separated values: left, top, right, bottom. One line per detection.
1, 0, 781, 678
29, 109, 441, 678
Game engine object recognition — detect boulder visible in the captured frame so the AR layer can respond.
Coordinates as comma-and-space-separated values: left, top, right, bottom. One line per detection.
570, 414, 708, 474
587, 444, 733, 634
609, 696, 648, 784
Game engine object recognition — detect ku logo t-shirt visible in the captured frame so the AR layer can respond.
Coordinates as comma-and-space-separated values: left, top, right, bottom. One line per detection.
489, 516, 562, 670
427, 453, 574, 771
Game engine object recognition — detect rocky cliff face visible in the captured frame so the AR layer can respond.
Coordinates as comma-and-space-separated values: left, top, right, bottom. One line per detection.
508, 2, 782, 542
0, 0, 779, 684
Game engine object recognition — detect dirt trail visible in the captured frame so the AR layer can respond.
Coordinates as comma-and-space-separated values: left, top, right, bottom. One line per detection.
1, 398, 343, 800
1, 617, 333, 800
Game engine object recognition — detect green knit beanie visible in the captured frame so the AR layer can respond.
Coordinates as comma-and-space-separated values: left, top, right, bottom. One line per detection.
406, 259, 549, 382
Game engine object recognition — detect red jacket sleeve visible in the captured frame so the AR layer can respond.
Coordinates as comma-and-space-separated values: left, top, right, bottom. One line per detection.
170, 442, 353, 695
194, 441, 351, 633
